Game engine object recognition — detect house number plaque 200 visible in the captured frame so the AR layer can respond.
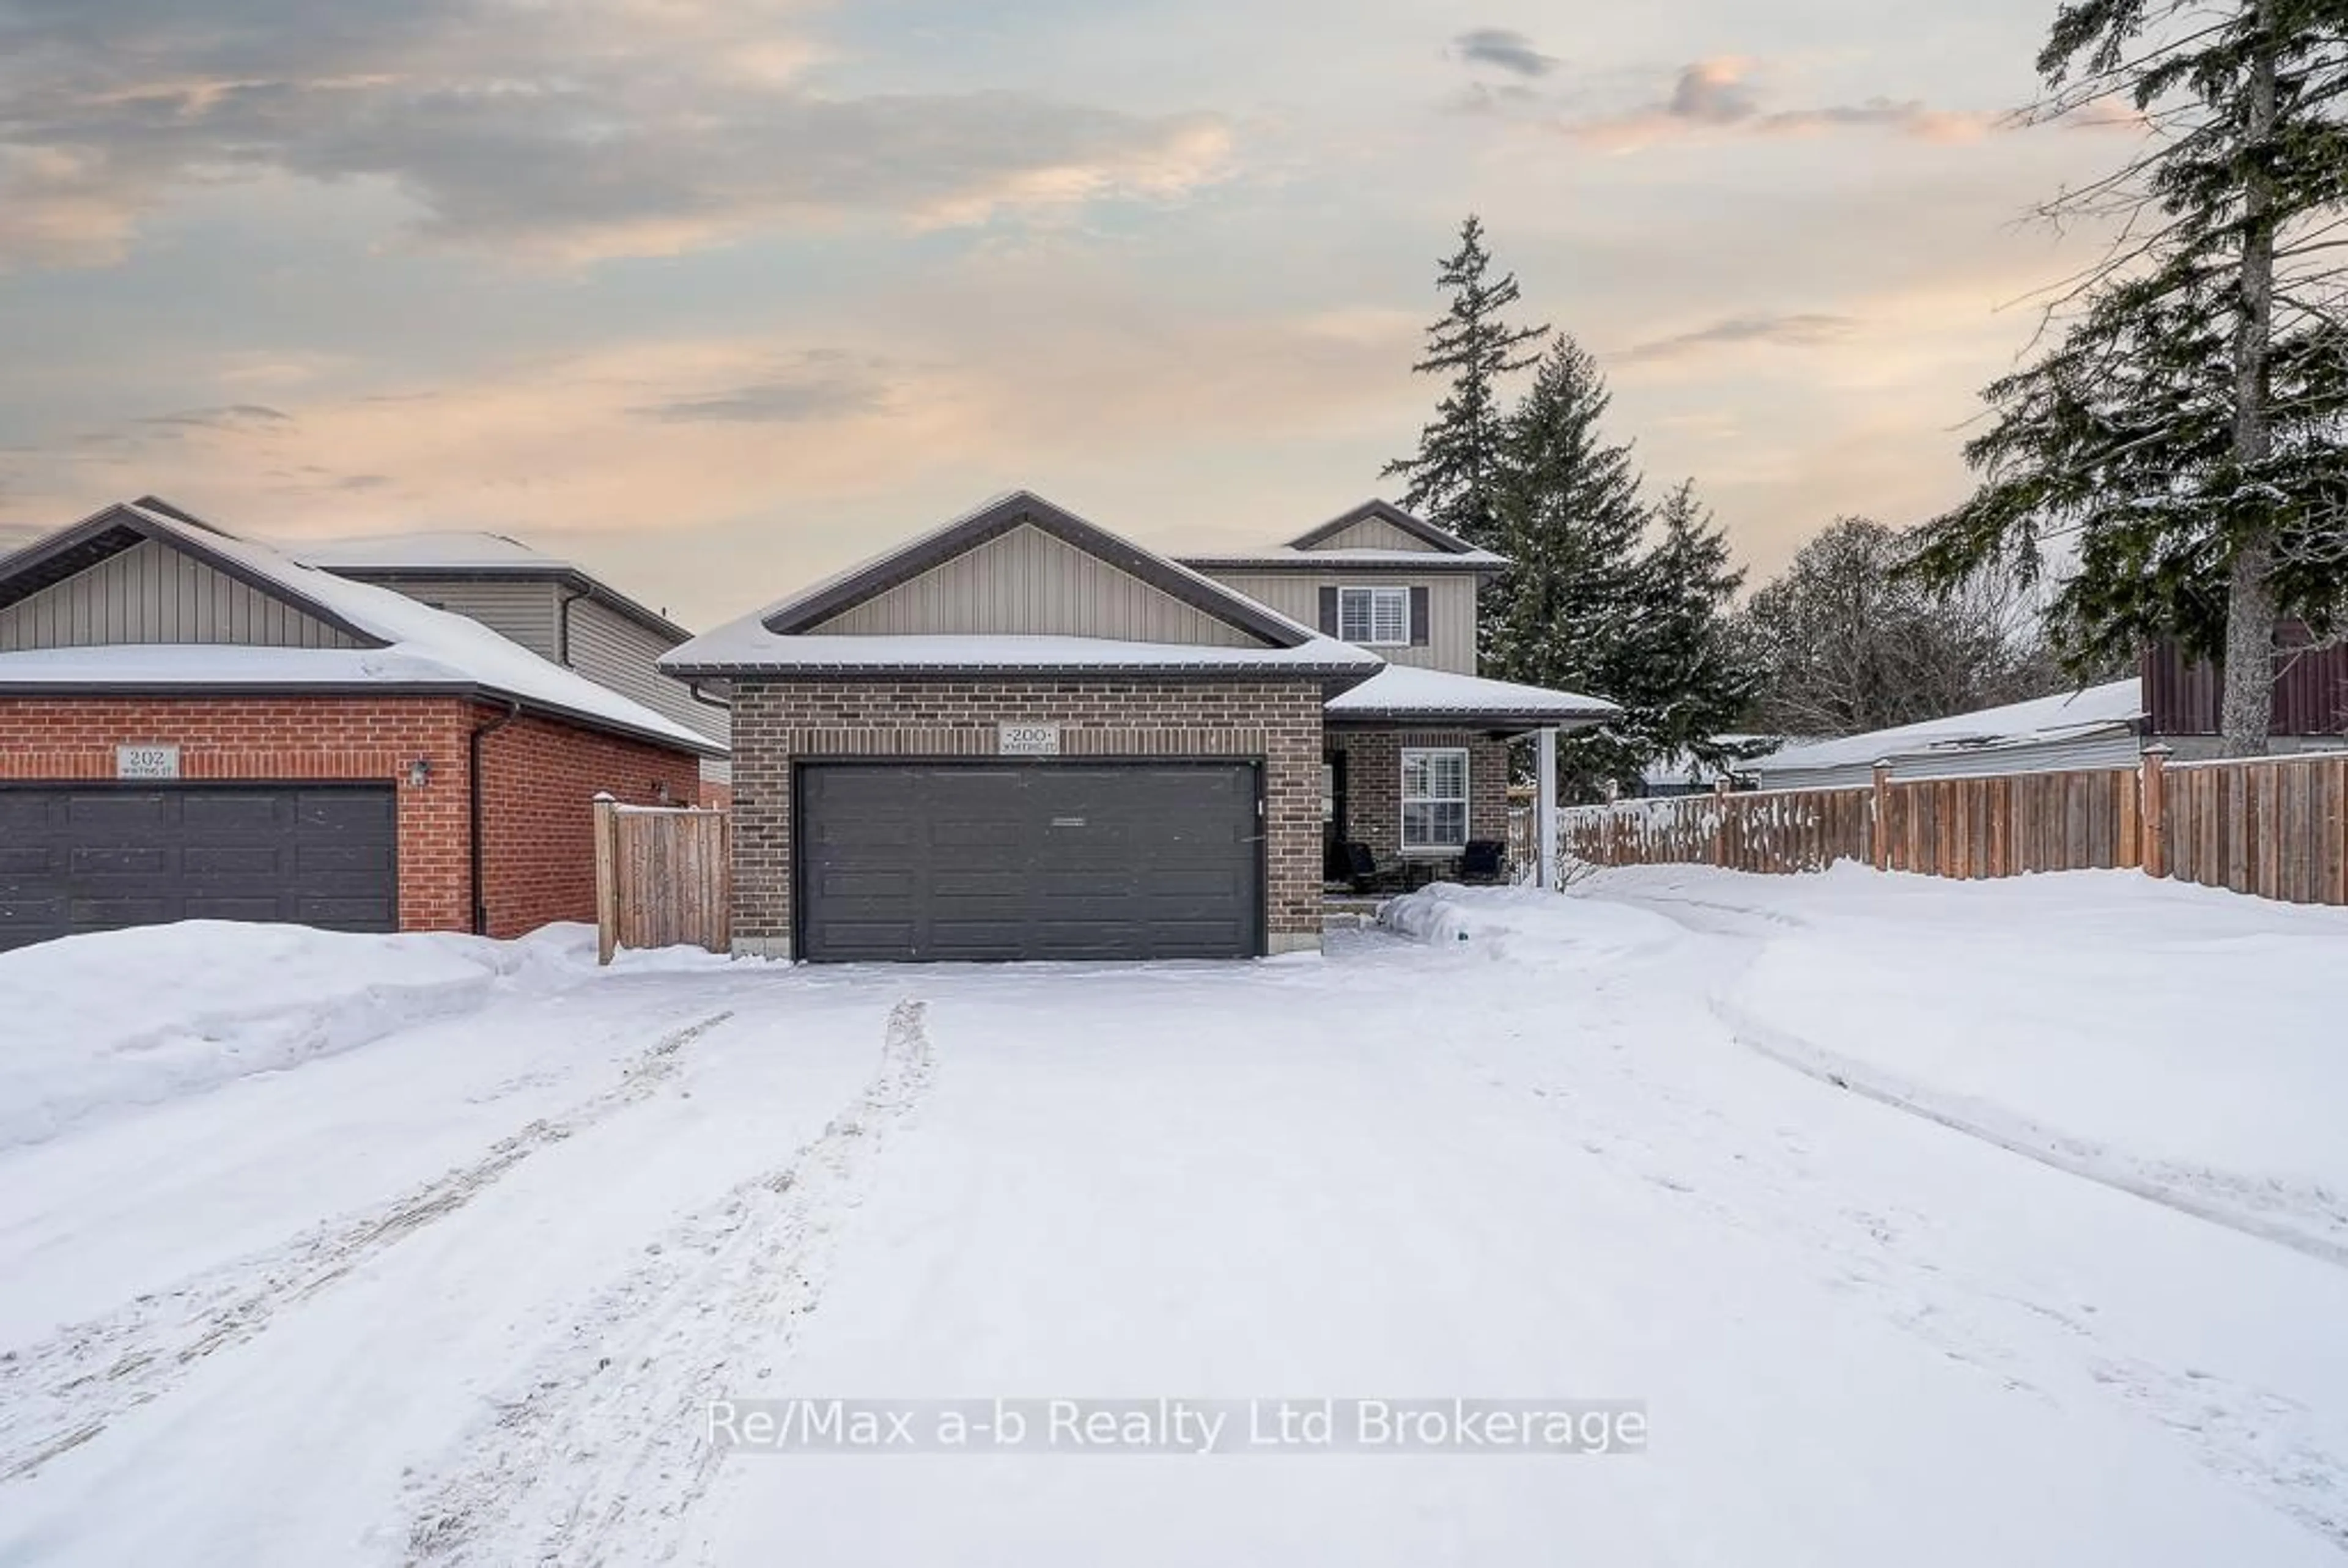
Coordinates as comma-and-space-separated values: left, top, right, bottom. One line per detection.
998, 724, 1061, 756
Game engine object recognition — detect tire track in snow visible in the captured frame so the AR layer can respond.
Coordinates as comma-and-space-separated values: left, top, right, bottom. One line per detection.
0, 1010, 735, 1485
1713, 996, 2348, 1270
401, 996, 935, 1568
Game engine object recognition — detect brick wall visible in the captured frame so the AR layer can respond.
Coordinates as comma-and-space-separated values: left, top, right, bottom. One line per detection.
0, 694, 702, 938
0, 694, 476, 930
474, 709, 704, 938
1327, 729, 1513, 863
729, 677, 1326, 956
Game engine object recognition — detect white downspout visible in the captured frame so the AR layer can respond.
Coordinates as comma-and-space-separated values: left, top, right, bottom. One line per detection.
1535, 726, 1560, 891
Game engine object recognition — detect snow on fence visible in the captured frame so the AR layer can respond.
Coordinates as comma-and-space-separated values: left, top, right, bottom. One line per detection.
1559, 788, 1872, 874
1559, 749, 2348, 907
592, 796, 732, 964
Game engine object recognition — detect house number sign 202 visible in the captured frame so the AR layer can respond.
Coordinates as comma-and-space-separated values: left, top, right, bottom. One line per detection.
115, 744, 182, 780
998, 724, 1061, 757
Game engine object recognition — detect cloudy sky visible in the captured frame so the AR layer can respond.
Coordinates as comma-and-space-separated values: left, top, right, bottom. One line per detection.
0, 0, 2130, 628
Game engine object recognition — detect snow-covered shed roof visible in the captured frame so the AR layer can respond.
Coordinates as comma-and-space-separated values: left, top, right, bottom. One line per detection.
292, 531, 570, 572
1753, 679, 2145, 786
664, 490, 1384, 685
1325, 664, 1617, 729
0, 500, 722, 756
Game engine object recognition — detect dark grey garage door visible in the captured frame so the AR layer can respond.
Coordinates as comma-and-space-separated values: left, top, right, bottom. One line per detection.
0, 784, 398, 952
798, 762, 1261, 962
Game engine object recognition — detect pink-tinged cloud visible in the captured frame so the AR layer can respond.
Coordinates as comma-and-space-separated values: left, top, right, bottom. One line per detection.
1563, 58, 1998, 154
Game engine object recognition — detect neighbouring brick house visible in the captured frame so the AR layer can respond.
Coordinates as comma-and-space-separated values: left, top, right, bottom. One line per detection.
663, 491, 1614, 962
294, 529, 733, 804
0, 498, 720, 951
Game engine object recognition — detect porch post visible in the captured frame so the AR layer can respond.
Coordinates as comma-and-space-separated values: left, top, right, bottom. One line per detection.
1535, 726, 1560, 891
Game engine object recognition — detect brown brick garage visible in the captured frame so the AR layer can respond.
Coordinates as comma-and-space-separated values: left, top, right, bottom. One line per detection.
0, 695, 700, 946
726, 677, 1327, 960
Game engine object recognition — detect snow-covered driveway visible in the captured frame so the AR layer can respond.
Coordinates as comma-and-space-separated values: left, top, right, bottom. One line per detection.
4, 875, 2346, 1566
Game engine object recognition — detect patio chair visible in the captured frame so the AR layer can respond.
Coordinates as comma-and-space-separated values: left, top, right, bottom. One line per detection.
1340, 840, 1408, 894
1458, 839, 1508, 886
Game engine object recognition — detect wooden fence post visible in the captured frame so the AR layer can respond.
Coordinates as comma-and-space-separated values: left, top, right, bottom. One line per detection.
593, 792, 620, 966
2139, 743, 2172, 883
1712, 776, 1731, 867
1870, 760, 1892, 873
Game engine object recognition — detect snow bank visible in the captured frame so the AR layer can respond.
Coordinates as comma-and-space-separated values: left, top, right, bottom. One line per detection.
1579, 864, 2348, 1259
1378, 882, 1688, 964
0, 921, 607, 1150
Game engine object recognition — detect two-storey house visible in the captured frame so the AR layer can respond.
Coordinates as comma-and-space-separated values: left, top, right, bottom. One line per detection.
1176, 500, 1603, 881
663, 491, 1614, 963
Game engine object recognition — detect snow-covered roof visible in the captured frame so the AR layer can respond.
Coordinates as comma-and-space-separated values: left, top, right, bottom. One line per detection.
1325, 664, 1617, 724
1178, 546, 1506, 570
668, 490, 1383, 680
1754, 679, 2144, 778
0, 502, 722, 756
290, 531, 572, 572
663, 627, 1383, 678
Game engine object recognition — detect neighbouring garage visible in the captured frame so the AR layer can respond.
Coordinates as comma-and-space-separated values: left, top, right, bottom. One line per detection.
796, 761, 1263, 962
0, 784, 397, 952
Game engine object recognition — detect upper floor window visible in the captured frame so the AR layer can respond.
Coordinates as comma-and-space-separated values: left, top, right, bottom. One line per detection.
1338, 586, 1409, 647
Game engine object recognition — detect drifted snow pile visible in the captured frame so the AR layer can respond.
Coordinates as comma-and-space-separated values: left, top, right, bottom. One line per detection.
1376, 882, 1686, 963
0, 922, 605, 1149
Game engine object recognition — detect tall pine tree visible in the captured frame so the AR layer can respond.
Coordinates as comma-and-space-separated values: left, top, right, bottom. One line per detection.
1383, 216, 1549, 548
1485, 337, 1652, 796
1908, 0, 2348, 755
1620, 480, 1759, 778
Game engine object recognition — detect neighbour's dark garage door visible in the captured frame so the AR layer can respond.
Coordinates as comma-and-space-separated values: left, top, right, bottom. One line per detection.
0, 784, 399, 953
797, 762, 1261, 962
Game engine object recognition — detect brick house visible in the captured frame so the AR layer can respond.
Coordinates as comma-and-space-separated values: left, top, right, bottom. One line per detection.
663, 491, 1614, 962
294, 530, 733, 803
0, 499, 722, 951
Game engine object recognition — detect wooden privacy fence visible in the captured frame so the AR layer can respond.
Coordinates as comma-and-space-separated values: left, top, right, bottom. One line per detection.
592, 796, 731, 963
1558, 748, 2348, 908
1558, 787, 1872, 873
2160, 752, 2348, 904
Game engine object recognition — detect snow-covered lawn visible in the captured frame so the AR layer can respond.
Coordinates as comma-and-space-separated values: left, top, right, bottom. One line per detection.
3, 872, 2345, 1566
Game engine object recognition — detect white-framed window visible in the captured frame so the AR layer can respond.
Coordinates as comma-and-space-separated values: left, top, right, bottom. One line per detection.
1338, 586, 1411, 647
1400, 747, 1469, 851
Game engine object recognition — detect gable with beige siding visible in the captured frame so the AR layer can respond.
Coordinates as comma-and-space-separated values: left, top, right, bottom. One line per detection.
1205, 570, 1478, 674
808, 523, 1261, 646
352, 575, 566, 662
0, 539, 359, 651
1307, 514, 1446, 553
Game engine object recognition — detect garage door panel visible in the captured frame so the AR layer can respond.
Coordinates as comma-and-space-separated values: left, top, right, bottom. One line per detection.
799, 762, 1260, 962
74, 846, 172, 875
67, 795, 172, 833
295, 842, 394, 874
293, 894, 400, 928
182, 794, 289, 833
299, 791, 394, 829
0, 845, 57, 875
183, 845, 284, 875
185, 897, 288, 922
0, 785, 398, 952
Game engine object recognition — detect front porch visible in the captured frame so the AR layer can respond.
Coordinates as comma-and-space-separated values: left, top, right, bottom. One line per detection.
1315, 663, 1616, 902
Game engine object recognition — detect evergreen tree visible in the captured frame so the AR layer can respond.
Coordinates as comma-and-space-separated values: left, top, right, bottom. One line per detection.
1908, 0, 2348, 755
1484, 337, 1651, 797
1383, 215, 1549, 548
1619, 480, 1760, 777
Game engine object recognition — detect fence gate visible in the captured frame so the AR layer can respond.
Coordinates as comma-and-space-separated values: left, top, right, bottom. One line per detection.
593, 797, 731, 963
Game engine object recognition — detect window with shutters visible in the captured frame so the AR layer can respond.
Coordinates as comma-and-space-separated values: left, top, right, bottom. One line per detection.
1400, 747, 1469, 850
1337, 586, 1410, 646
